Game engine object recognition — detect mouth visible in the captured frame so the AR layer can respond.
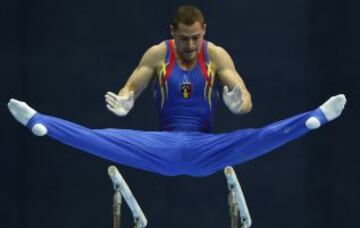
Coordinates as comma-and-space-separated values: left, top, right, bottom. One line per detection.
184, 50, 196, 56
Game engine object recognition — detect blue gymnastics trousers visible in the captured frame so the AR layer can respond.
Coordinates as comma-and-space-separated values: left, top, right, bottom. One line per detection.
26, 108, 327, 177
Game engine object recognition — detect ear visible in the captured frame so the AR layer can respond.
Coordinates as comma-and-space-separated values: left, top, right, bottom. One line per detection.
202, 23, 207, 36
170, 25, 175, 37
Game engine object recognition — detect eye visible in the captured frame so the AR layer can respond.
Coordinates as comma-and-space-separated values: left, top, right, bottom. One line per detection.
181, 37, 189, 41
193, 36, 200, 40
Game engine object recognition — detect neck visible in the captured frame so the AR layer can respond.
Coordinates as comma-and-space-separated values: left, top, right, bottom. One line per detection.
174, 50, 199, 70
180, 57, 197, 66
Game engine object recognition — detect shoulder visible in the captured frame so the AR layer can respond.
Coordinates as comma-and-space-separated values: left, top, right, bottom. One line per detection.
207, 42, 229, 61
144, 42, 166, 60
140, 42, 167, 68
206, 42, 233, 70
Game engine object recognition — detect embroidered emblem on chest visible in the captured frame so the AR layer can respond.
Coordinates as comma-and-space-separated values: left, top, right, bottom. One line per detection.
180, 75, 192, 99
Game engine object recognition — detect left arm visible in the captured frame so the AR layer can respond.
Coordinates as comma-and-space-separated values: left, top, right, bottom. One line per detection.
209, 43, 252, 114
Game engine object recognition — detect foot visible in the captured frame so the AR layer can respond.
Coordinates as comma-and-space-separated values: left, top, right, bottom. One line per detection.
319, 94, 347, 121
305, 94, 347, 129
8, 99, 36, 125
8, 99, 47, 136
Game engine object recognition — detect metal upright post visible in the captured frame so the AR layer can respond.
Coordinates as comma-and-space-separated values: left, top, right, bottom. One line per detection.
228, 190, 239, 228
113, 190, 122, 228
108, 166, 148, 228
224, 166, 252, 228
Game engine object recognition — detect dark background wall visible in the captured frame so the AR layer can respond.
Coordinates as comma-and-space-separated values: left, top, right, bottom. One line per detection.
1, 0, 359, 227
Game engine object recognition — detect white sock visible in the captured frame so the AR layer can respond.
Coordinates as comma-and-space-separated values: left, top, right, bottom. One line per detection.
8, 99, 36, 125
8, 99, 48, 136
319, 94, 347, 121
305, 94, 346, 130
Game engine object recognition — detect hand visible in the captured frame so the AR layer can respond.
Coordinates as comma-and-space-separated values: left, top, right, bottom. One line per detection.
223, 85, 243, 114
105, 91, 134, 116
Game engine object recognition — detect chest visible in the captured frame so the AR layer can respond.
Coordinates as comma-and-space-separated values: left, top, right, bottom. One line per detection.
166, 63, 213, 99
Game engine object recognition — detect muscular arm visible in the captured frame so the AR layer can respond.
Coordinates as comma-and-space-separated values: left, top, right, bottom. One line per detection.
117, 43, 165, 98
105, 43, 165, 116
209, 43, 252, 114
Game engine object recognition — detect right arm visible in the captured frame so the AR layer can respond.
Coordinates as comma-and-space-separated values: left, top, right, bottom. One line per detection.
105, 43, 165, 116
118, 43, 165, 98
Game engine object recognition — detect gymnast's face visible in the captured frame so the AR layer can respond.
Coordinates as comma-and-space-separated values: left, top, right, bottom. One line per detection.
171, 22, 206, 62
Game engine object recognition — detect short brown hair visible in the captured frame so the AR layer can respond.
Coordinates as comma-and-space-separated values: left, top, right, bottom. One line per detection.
172, 5, 205, 29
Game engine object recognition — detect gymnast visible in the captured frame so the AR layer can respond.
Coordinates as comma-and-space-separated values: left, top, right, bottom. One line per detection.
8, 5, 346, 177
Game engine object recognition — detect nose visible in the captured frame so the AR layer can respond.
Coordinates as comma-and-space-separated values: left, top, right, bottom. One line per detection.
187, 39, 195, 50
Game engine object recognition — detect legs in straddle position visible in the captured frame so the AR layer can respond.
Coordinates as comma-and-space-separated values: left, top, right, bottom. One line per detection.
7, 95, 347, 176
